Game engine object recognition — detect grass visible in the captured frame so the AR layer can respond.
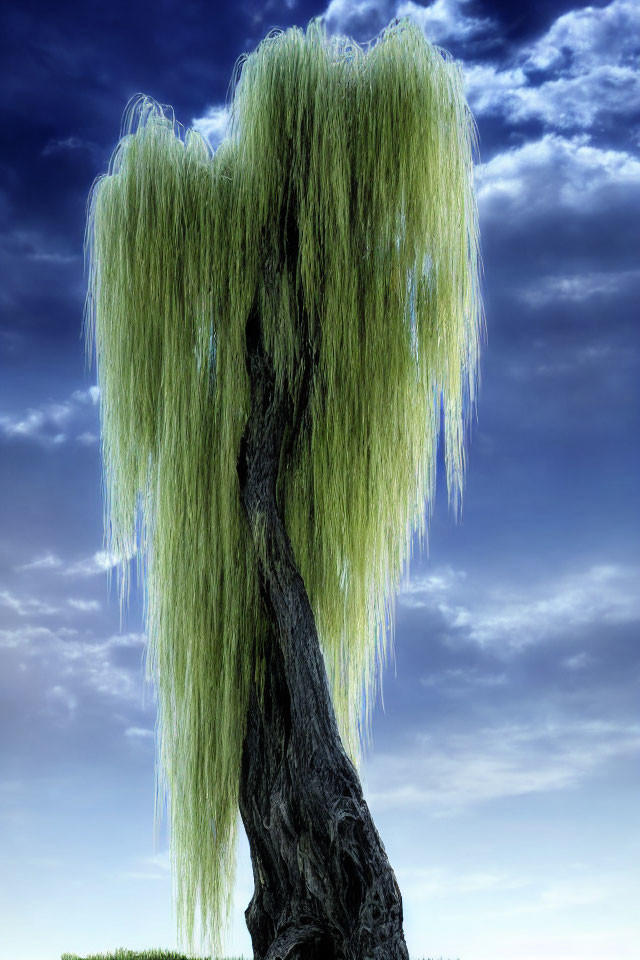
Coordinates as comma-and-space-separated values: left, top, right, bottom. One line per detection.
61, 951, 460, 960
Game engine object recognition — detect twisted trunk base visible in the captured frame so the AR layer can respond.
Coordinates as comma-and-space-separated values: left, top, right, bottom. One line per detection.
237, 308, 410, 960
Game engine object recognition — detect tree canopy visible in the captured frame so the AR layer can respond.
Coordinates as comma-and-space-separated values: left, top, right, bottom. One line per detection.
84, 17, 481, 956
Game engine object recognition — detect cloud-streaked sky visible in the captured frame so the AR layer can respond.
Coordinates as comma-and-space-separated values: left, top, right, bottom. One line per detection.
1, 1, 638, 959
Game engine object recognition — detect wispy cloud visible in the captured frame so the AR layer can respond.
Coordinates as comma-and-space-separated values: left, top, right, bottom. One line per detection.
506, 342, 633, 383
15, 552, 63, 572
419, 665, 507, 690
516, 269, 640, 307
117, 849, 170, 881
0, 622, 145, 700
26, 249, 79, 264
0, 624, 67, 649
396, 864, 531, 902
4, 227, 80, 265
399, 564, 467, 603
63, 549, 129, 578
58, 633, 143, 699
0, 386, 99, 447
42, 135, 97, 157
399, 563, 640, 652
67, 598, 101, 612
15, 546, 132, 580
366, 717, 640, 814
0, 589, 60, 617
125, 726, 154, 739
0, 403, 71, 445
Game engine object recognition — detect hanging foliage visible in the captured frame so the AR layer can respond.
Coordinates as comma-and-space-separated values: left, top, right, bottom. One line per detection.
84, 17, 481, 956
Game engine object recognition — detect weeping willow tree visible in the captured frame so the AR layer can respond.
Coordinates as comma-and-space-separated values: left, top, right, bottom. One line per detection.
84, 16, 481, 960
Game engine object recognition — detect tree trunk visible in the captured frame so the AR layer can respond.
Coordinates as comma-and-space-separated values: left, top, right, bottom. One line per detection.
236, 303, 410, 960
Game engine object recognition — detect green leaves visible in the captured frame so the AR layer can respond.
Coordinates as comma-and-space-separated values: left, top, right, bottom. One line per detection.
84, 16, 481, 958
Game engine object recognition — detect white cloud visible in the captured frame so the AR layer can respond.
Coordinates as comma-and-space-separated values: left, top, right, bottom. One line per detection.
53, 631, 146, 701
27, 249, 79, 265
0, 625, 59, 648
117, 849, 170, 881
397, 0, 493, 43
400, 562, 640, 652
0, 386, 99, 447
0, 403, 71, 442
106, 632, 146, 647
322, 0, 389, 39
0, 589, 59, 617
399, 564, 467, 605
476, 134, 640, 218
42, 135, 95, 157
0, 623, 145, 701
365, 717, 640, 814
320, 0, 640, 134
64, 549, 131, 578
15, 547, 133, 582
463, 63, 527, 113
67, 598, 102, 612
466, 62, 640, 130
524, 0, 640, 73
321, 0, 493, 44
15, 552, 63, 572
76, 431, 98, 445
463, 564, 639, 650
16, 546, 127, 585
463, 0, 640, 130
508, 342, 632, 381
125, 726, 154, 738
8, 227, 80, 265
517, 268, 640, 307
191, 105, 230, 150
396, 864, 531, 902
71, 386, 100, 405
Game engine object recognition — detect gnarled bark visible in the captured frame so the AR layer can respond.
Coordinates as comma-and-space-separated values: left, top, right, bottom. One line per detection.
237, 305, 410, 960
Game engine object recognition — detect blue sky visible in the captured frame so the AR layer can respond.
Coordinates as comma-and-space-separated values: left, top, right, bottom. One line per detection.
0, 1, 639, 959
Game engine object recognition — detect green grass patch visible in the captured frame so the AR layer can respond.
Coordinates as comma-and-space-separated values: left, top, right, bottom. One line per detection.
61, 952, 459, 960
60, 951, 245, 960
